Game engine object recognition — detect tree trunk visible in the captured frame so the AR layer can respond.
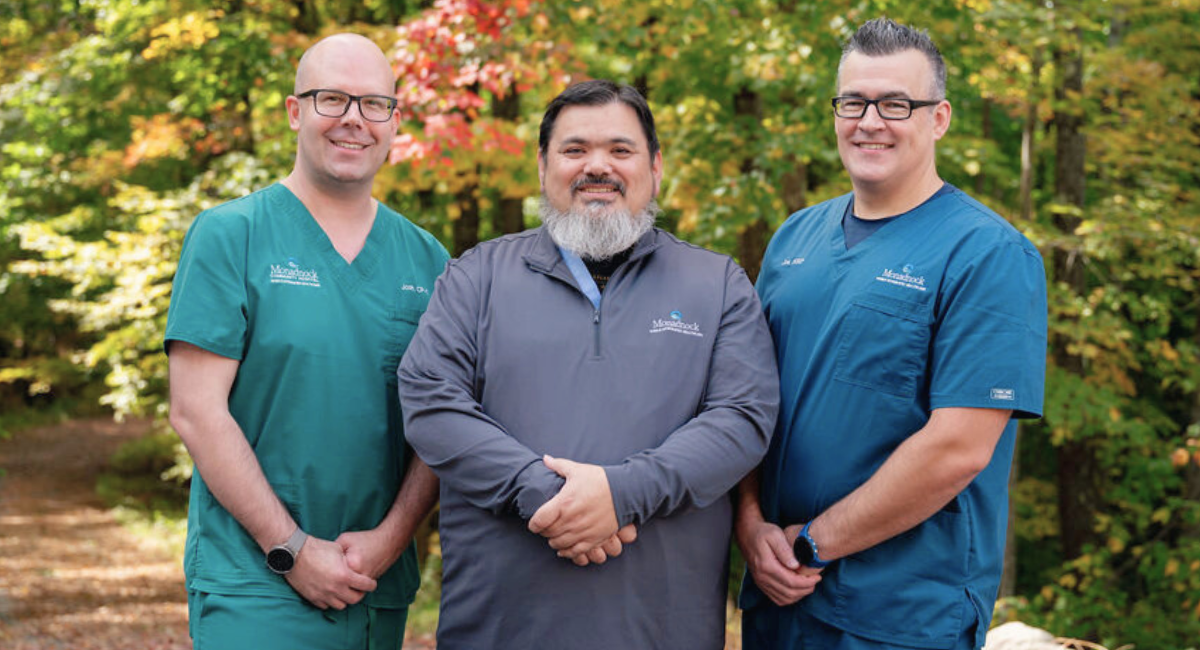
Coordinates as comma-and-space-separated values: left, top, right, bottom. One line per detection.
976, 99, 991, 197
491, 84, 525, 235
453, 186, 480, 257
781, 157, 807, 215
1019, 51, 1042, 223
1051, 28, 1099, 561
734, 86, 767, 282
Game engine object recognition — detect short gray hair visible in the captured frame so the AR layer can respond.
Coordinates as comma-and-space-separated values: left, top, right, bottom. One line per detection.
839, 18, 946, 100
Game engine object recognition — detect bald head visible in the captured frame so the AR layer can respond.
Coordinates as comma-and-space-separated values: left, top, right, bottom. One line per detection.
294, 33, 395, 96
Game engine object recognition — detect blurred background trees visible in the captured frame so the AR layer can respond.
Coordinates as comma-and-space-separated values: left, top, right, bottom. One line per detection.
2, 0, 1198, 646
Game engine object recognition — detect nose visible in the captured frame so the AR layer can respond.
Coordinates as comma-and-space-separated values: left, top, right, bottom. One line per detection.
856, 103, 886, 130
340, 99, 367, 126
582, 151, 613, 176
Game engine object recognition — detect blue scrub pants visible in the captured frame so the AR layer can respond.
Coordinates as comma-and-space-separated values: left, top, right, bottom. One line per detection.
189, 591, 409, 650
743, 606, 979, 650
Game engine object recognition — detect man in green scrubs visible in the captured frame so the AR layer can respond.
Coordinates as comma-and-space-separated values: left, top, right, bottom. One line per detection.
164, 33, 448, 649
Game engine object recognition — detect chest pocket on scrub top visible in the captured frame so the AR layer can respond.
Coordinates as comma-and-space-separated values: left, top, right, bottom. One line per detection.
383, 288, 428, 374
833, 294, 930, 399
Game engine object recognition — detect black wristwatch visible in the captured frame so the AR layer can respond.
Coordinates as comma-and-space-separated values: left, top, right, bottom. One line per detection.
266, 527, 308, 575
792, 521, 831, 568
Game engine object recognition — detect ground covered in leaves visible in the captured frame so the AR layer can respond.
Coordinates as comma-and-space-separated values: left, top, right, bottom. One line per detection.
0, 417, 439, 649
0, 418, 189, 649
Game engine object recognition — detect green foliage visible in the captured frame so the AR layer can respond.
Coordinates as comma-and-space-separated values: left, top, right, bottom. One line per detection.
96, 430, 191, 516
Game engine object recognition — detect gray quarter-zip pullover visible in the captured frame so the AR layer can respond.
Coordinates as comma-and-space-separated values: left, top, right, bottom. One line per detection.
399, 226, 778, 649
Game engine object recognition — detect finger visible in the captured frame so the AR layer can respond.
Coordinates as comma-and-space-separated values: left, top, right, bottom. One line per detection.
765, 531, 800, 570
348, 571, 378, 593
586, 547, 608, 565
616, 524, 637, 544
572, 553, 590, 567
547, 531, 584, 551
600, 535, 622, 558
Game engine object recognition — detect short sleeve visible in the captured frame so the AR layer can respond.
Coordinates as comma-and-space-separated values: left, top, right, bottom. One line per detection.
163, 211, 249, 360
929, 240, 1048, 419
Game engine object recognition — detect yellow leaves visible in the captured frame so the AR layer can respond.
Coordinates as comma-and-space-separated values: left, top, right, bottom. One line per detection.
1058, 572, 1078, 589
1171, 448, 1191, 468
1108, 407, 1121, 422
1151, 507, 1171, 524
142, 12, 222, 60
1107, 536, 1125, 554
1164, 558, 1180, 578
124, 114, 206, 169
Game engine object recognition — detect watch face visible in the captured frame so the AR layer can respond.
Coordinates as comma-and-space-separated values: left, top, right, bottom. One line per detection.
793, 535, 817, 567
267, 547, 296, 574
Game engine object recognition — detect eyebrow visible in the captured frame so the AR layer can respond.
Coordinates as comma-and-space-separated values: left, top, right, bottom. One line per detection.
839, 90, 914, 100
559, 136, 640, 148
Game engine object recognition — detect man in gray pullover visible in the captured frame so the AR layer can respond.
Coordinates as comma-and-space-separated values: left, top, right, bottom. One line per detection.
398, 80, 779, 649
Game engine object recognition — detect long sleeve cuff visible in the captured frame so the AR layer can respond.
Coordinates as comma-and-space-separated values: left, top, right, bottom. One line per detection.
514, 461, 565, 520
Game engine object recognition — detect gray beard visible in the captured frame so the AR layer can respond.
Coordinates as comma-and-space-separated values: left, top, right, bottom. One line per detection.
539, 196, 658, 261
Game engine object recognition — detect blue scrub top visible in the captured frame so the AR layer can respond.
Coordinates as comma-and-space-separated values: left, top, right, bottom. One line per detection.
748, 186, 1048, 649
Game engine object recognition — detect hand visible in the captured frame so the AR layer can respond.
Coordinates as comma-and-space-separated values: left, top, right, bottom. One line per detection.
284, 536, 378, 610
567, 523, 639, 567
736, 519, 822, 607
336, 528, 404, 580
528, 455, 620, 558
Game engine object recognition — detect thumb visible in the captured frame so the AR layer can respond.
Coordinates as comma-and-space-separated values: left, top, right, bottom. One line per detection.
767, 529, 800, 570
542, 454, 573, 477
528, 497, 561, 534
344, 550, 362, 573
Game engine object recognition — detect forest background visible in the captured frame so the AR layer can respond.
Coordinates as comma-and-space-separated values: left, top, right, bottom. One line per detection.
1, 0, 1198, 647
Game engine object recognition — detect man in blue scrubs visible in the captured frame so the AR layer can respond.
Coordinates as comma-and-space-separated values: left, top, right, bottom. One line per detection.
737, 18, 1048, 650
164, 34, 447, 648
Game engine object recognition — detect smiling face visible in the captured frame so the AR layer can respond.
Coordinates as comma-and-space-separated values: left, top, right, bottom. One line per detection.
538, 102, 662, 220
836, 49, 951, 208
286, 35, 398, 196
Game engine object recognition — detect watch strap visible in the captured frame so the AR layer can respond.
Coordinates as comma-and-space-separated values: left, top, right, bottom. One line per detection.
281, 526, 308, 555
797, 521, 831, 568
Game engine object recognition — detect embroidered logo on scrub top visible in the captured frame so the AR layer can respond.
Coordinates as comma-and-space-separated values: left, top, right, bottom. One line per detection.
991, 388, 1015, 401
649, 310, 704, 338
780, 257, 806, 267
400, 284, 429, 295
269, 257, 321, 288
875, 263, 926, 292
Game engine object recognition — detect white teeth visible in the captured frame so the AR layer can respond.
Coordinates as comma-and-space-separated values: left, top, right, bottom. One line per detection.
335, 142, 367, 150
859, 144, 889, 150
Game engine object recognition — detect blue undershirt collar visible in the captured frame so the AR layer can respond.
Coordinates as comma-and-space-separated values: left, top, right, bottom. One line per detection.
557, 246, 602, 310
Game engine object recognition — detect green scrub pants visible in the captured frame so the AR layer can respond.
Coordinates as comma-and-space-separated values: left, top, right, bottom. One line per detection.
189, 591, 409, 650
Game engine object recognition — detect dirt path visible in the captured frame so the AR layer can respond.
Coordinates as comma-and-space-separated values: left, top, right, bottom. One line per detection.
0, 417, 189, 649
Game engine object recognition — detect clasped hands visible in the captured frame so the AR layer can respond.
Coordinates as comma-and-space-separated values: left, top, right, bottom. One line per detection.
737, 518, 824, 606
527, 455, 637, 567
284, 528, 399, 610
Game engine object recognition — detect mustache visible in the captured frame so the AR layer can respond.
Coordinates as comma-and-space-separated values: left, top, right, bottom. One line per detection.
570, 175, 626, 196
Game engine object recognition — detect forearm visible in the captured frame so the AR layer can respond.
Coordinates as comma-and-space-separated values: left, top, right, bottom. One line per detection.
735, 468, 767, 530
808, 408, 1009, 560
399, 365, 564, 518
370, 456, 439, 561
171, 407, 294, 552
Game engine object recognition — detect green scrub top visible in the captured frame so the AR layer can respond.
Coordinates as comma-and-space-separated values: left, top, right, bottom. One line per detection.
165, 183, 448, 607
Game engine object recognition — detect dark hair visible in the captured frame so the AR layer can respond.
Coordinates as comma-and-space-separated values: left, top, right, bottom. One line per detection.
840, 18, 946, 100
538, 80, 659, 158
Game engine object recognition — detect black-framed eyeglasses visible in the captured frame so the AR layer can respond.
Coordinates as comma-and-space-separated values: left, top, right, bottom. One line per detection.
831, 96, 941, 120
297, 89, 398, 122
